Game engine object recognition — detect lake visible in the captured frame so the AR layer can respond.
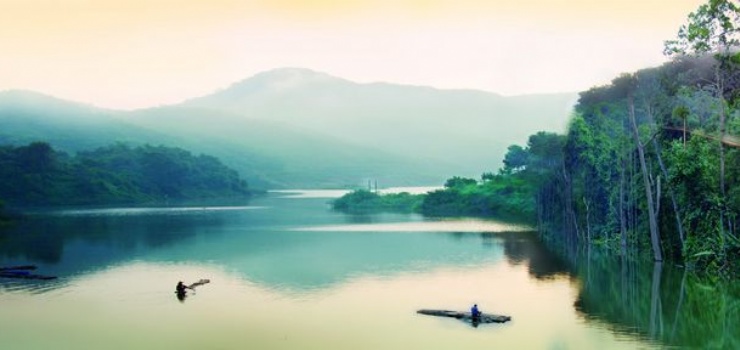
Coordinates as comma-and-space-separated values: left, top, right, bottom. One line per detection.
0, 190, 737, 349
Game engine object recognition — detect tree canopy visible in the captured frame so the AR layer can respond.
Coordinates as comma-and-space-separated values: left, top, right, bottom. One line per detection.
0, 142, 251, 207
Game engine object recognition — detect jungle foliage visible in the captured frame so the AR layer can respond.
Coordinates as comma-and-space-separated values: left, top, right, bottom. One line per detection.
331, 190, 423, 214
538, 0, 740, 276
418, 131, 563, 222
332, 132, 562, 223
0, 142, 250, 207
334, 0, 740, 276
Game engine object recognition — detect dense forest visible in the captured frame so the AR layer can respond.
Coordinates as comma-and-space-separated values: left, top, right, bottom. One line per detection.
0, 142, 250, 207
335, 0, 740, 276
541, 0, 740, 275
331, 131, 558, 223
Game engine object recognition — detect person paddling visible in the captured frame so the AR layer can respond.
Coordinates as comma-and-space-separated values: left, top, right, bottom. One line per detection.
176, 281, 192, 295
471, 304, 481, 322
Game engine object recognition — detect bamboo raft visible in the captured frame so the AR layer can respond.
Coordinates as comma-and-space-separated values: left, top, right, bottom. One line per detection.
417, 309, 511, 324
188, 279, 210, 288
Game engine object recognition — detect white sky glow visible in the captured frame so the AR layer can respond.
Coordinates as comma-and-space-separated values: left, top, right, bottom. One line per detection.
0, 0, 706, 109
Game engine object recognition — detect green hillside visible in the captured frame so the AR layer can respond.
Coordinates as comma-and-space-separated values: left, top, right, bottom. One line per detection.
0, 142, 250, 206
0, 69, 576, 188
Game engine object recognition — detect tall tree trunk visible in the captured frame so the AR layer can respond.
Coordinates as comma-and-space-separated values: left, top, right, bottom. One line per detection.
717, 66, 727, 255
628, 94, 662, 261
561, 160, 579, 243
583, 196, 591, 244
640, 91, 686, 253
683, 116, 687, 148
620, 159, 628, 255
651, 138, 686, 250
536, 192, 543, 232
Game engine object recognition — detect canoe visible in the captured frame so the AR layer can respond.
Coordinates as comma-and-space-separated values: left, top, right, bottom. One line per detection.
0, 272, 57, 280
417, 309, 511, 323
0, 265, 37, 272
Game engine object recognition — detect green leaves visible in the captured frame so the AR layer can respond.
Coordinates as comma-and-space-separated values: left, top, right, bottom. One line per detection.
665, 0, 740, 57
331, 190, 422, 214
0, 142, 250, 206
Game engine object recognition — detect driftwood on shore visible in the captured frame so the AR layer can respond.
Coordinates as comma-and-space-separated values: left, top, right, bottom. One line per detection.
417, 309, 511, 324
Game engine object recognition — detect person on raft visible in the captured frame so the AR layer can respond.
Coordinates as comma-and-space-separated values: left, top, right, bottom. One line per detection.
471, 304, 481, 321
176, 281, 192, 295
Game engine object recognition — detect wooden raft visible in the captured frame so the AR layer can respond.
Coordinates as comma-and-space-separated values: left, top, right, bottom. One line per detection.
417, 309, 511, 323
188, 279, 210, 288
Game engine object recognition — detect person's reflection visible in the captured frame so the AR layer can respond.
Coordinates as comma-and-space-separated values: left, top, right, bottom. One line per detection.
176, 290, 187, 303
470, 304, 481, 328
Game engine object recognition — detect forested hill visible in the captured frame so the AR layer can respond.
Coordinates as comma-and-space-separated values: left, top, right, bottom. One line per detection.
349, 52, 740, 275
178, 68, 576, 180
487, 53, 740, 274
0, 142, 250, 207
0, 84, 575, 188
544, 51, 740, 273
357, 2, 740, 276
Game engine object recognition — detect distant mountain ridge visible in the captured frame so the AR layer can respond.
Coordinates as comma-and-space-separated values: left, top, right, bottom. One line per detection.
0, 68, 577, 188
180, 67, 576, 176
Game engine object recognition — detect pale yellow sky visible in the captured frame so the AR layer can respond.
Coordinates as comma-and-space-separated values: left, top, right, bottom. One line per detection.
0, 0, 706, 109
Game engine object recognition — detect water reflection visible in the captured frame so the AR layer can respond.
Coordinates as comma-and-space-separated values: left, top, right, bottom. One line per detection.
571, 250, 739, 349
500, 232, 571, 280
0, 192, 737, 349
1, 196, 538, 294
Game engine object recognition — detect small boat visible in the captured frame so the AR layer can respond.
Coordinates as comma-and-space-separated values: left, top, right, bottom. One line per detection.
0, 265, 56, 280
417, 309, 511, 324
0, 271, 57, 280
0, 265, 37, 272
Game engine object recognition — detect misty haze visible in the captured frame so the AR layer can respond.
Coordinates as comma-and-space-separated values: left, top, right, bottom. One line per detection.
1, 1, 738, 350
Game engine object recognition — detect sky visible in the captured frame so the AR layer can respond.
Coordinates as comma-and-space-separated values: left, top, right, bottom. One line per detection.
0, 0, 706, 110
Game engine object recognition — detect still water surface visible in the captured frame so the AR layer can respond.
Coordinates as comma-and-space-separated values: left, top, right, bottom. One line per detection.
0, 190, 736, 349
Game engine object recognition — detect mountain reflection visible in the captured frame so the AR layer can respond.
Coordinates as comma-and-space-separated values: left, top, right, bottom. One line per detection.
0, 197, 566, 293
2, 195, 735, 350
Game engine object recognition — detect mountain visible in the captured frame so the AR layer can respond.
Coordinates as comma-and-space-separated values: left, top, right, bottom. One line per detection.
0, 90, 165, 150
182, 68, 577, 177
0, 90, 449, 188
122, 105, 450, 188
0, 69, 577, 188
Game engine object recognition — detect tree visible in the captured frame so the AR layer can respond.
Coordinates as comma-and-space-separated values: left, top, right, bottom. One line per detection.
502, 145, 529, 173
17, 141, 56, 173
444, 176, 477, 189
618, 73, 663, 262
664, 0, 740, 58
665, 0, 740, 258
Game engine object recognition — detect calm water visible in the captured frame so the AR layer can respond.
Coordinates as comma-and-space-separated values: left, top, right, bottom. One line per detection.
0, 190, 737, 349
